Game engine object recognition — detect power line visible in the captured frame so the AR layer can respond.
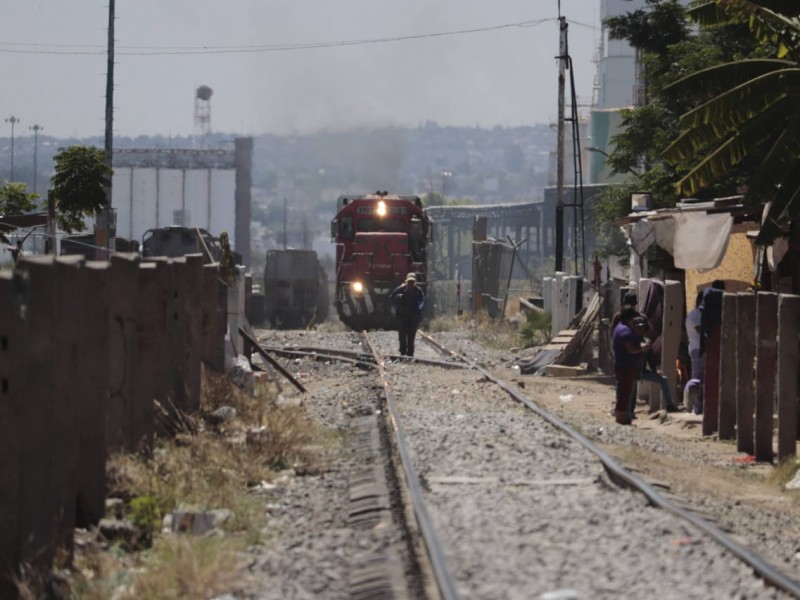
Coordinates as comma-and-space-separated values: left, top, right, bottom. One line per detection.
0, 17, 561, 56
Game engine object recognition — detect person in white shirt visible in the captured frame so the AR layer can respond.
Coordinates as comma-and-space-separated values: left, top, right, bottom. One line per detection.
684, 291, 704, 413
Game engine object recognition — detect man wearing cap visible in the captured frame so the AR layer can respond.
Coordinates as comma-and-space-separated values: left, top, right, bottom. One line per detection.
389, 273, 425, 357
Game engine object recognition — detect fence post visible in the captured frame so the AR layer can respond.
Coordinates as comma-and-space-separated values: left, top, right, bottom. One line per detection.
183, 254, 204, 412
637, 279, 653, 408
718, 293, 738, 440
201, 265, 225, 371
736, 293, 756, 455
662, 281, 682, 412
702, 325, 722, 436
0, 272, 23, 596
777, 294, 800, 461
170, 258, 189, 410
755, 292, 778, 462
75, 261, 110, 527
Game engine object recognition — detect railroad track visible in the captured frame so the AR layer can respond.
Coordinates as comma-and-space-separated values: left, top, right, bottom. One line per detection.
349, 329, 800, 599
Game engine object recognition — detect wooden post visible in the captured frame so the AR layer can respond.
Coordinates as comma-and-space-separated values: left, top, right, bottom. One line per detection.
0, 272, 23, 596
777, 294, 800, 461
718, 293, 738, 440
661, 281, 682, 411
755, 292, 778, 462
736, 293, 756, 455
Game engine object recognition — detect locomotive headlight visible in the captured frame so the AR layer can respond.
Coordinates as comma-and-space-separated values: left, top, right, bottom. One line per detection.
376, 200, 387, 217
351, 281, 364, 294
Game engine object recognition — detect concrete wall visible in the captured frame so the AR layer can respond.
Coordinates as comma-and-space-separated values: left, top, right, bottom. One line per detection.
0, 254, 229, 596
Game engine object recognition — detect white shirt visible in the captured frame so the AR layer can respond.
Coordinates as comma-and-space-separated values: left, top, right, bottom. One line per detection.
686, 307, 702, 353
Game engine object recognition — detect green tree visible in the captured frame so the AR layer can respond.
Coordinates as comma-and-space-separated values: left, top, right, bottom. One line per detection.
50, 145, 112, 233
0, 181, 38, 215
593, 0, 768, 257
661, 0, 800, 244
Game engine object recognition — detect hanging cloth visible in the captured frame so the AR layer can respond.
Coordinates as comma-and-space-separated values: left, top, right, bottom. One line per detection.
673, 212, 733, 271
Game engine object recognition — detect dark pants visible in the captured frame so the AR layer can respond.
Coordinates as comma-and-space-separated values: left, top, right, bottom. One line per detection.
614, 366, 638, 423
397, 315, 419, 356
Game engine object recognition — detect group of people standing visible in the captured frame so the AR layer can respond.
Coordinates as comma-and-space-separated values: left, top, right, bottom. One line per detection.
611, 292, 679, 425
611, 281, 725, 425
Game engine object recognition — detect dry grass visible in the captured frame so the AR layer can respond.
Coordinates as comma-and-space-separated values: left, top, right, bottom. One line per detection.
68, 365, 329, 599
466, 312, 522, 351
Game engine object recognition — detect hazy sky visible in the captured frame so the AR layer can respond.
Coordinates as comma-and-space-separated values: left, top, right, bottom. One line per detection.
1, 1, 600, 139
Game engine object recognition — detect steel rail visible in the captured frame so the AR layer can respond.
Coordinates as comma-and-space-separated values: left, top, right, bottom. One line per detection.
362, 332, 462, 600
258, 344, 471, 371
417, 330, 800, 598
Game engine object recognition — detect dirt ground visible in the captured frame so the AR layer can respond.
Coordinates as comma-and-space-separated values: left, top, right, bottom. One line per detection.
494, 367, 800, 570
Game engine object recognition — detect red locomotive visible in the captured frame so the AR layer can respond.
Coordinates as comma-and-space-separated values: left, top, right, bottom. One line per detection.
331, 192, 431, 330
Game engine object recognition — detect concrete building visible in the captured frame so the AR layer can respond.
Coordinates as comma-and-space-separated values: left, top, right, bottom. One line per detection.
111, 137, 253, 266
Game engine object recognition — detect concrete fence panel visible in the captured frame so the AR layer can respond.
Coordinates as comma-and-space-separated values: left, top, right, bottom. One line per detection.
107, 254, 141, 453
777, 294, 800, 461
17, 257, 57, 572
75, 261, 110, 527
0, 271, 23, 596
52, 256, 85, 555
735, 293, 756, 454
755, 292, 778, 463
183, 255, 204, 412
718, 293, 738, 440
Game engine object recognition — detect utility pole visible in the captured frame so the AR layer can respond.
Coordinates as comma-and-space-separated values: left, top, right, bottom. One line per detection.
97, 0, 116, 259
29, 124, 43, 194
283, 197, 288, 250
555, 15, 567, 273
5, 116, 20, 181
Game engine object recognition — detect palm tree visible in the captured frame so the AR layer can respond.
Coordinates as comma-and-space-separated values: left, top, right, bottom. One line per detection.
661, 0, 800, 245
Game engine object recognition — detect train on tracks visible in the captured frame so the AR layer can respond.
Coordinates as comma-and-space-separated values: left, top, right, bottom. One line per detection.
263, 248, 329, 329
330, 192, 431, 330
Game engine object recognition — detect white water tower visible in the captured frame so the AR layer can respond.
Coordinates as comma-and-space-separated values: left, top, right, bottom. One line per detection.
193, 85, 213, 148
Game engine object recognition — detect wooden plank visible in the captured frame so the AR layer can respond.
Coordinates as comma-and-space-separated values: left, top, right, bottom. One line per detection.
736, 293, 756, 455
240, 327, 307, 393
718, 293, 738, 440
777, 294, 800, 461
755, 292, 778, 462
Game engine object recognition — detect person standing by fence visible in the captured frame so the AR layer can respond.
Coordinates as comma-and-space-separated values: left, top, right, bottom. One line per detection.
612, 308, 650, 425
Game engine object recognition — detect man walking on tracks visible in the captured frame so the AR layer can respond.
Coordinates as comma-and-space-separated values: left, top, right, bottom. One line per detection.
389, 273, 425, 357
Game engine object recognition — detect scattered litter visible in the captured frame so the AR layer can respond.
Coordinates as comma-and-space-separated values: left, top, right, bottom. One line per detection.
733, 455, 756, 465
785, 469, 800, 490
670, 536, 696, 546
540, 589, 581, 600
558, 394, 574, 402
451, 389, 460, 395
455, 414, 466, 420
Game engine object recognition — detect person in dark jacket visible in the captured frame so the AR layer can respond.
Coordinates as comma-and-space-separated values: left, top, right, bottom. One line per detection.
611, 309, 650, 424
389, 272, 425, 357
